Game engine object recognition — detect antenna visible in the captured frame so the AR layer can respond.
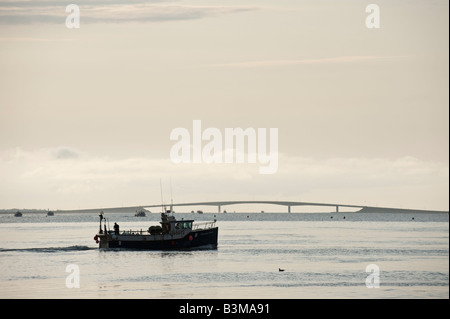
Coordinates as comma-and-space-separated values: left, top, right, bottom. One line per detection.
170, 177, 174, 214
160, 178, 164, 213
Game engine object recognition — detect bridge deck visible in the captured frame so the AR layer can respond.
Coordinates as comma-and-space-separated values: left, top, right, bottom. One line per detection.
139, 200, 364, 213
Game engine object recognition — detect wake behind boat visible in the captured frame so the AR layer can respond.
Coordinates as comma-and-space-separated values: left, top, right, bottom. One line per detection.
94, 210, 218, 250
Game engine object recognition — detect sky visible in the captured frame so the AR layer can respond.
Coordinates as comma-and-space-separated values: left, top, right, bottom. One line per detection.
0, 0, 448, 211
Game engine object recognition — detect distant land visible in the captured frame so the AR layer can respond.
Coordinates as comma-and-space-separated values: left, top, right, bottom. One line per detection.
0, 206, 448, 215
357, 207, 448, 214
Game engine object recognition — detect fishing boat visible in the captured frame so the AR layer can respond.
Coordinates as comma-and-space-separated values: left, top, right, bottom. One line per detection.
94, 209, 218, 250
14, 211, 22, 217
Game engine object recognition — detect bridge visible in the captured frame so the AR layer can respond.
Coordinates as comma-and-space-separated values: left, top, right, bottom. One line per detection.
64, 200, 447, 214
140, 200, 367, 213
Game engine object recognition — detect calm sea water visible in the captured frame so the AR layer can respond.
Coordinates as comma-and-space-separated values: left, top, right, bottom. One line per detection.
0, 211, 448, 299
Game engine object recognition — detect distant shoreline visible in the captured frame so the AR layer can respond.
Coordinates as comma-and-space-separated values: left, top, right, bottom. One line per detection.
357, 207, 449, 214
1, 207, 448, 215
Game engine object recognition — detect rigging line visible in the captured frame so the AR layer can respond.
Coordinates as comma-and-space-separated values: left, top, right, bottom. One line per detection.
160, 178, 164, 213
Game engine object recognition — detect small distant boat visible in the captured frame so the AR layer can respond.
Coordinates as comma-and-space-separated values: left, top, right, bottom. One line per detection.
46, 210, 54, 216
134, 208, 149, 217
197, 210, 204, 214
14, 211, 22, 217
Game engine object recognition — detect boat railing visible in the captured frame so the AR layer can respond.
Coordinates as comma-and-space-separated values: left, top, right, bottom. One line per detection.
192, 221, 216, 231
117, 229, 148, 235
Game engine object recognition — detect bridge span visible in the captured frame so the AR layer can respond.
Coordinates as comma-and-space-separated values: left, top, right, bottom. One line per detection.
140, 200, 367, 213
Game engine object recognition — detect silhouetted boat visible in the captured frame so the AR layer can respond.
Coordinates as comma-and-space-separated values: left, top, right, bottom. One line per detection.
14, 211, 22, 217
134, 208, 149, 217
94, 209, 218, 250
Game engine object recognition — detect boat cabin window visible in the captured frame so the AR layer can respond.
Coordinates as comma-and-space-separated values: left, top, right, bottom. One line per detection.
175, 222, 192, 230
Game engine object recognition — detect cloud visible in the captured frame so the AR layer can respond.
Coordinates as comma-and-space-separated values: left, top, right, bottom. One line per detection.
51, 147, 80, 160
210, 56, 405, 68
0, 37, 73, 42
0, 1, 257, 25
0, 0, 166, 5
0, 147, 447, 210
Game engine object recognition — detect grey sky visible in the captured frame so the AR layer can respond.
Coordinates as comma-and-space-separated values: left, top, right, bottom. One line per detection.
0, 0, 448, 211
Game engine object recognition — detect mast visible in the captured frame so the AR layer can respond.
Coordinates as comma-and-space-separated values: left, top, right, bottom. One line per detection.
160, 178, 165, 214
170, 177, 174, 214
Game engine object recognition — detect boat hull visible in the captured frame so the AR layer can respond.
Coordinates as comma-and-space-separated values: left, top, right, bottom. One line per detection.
98, 227, 218, 250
